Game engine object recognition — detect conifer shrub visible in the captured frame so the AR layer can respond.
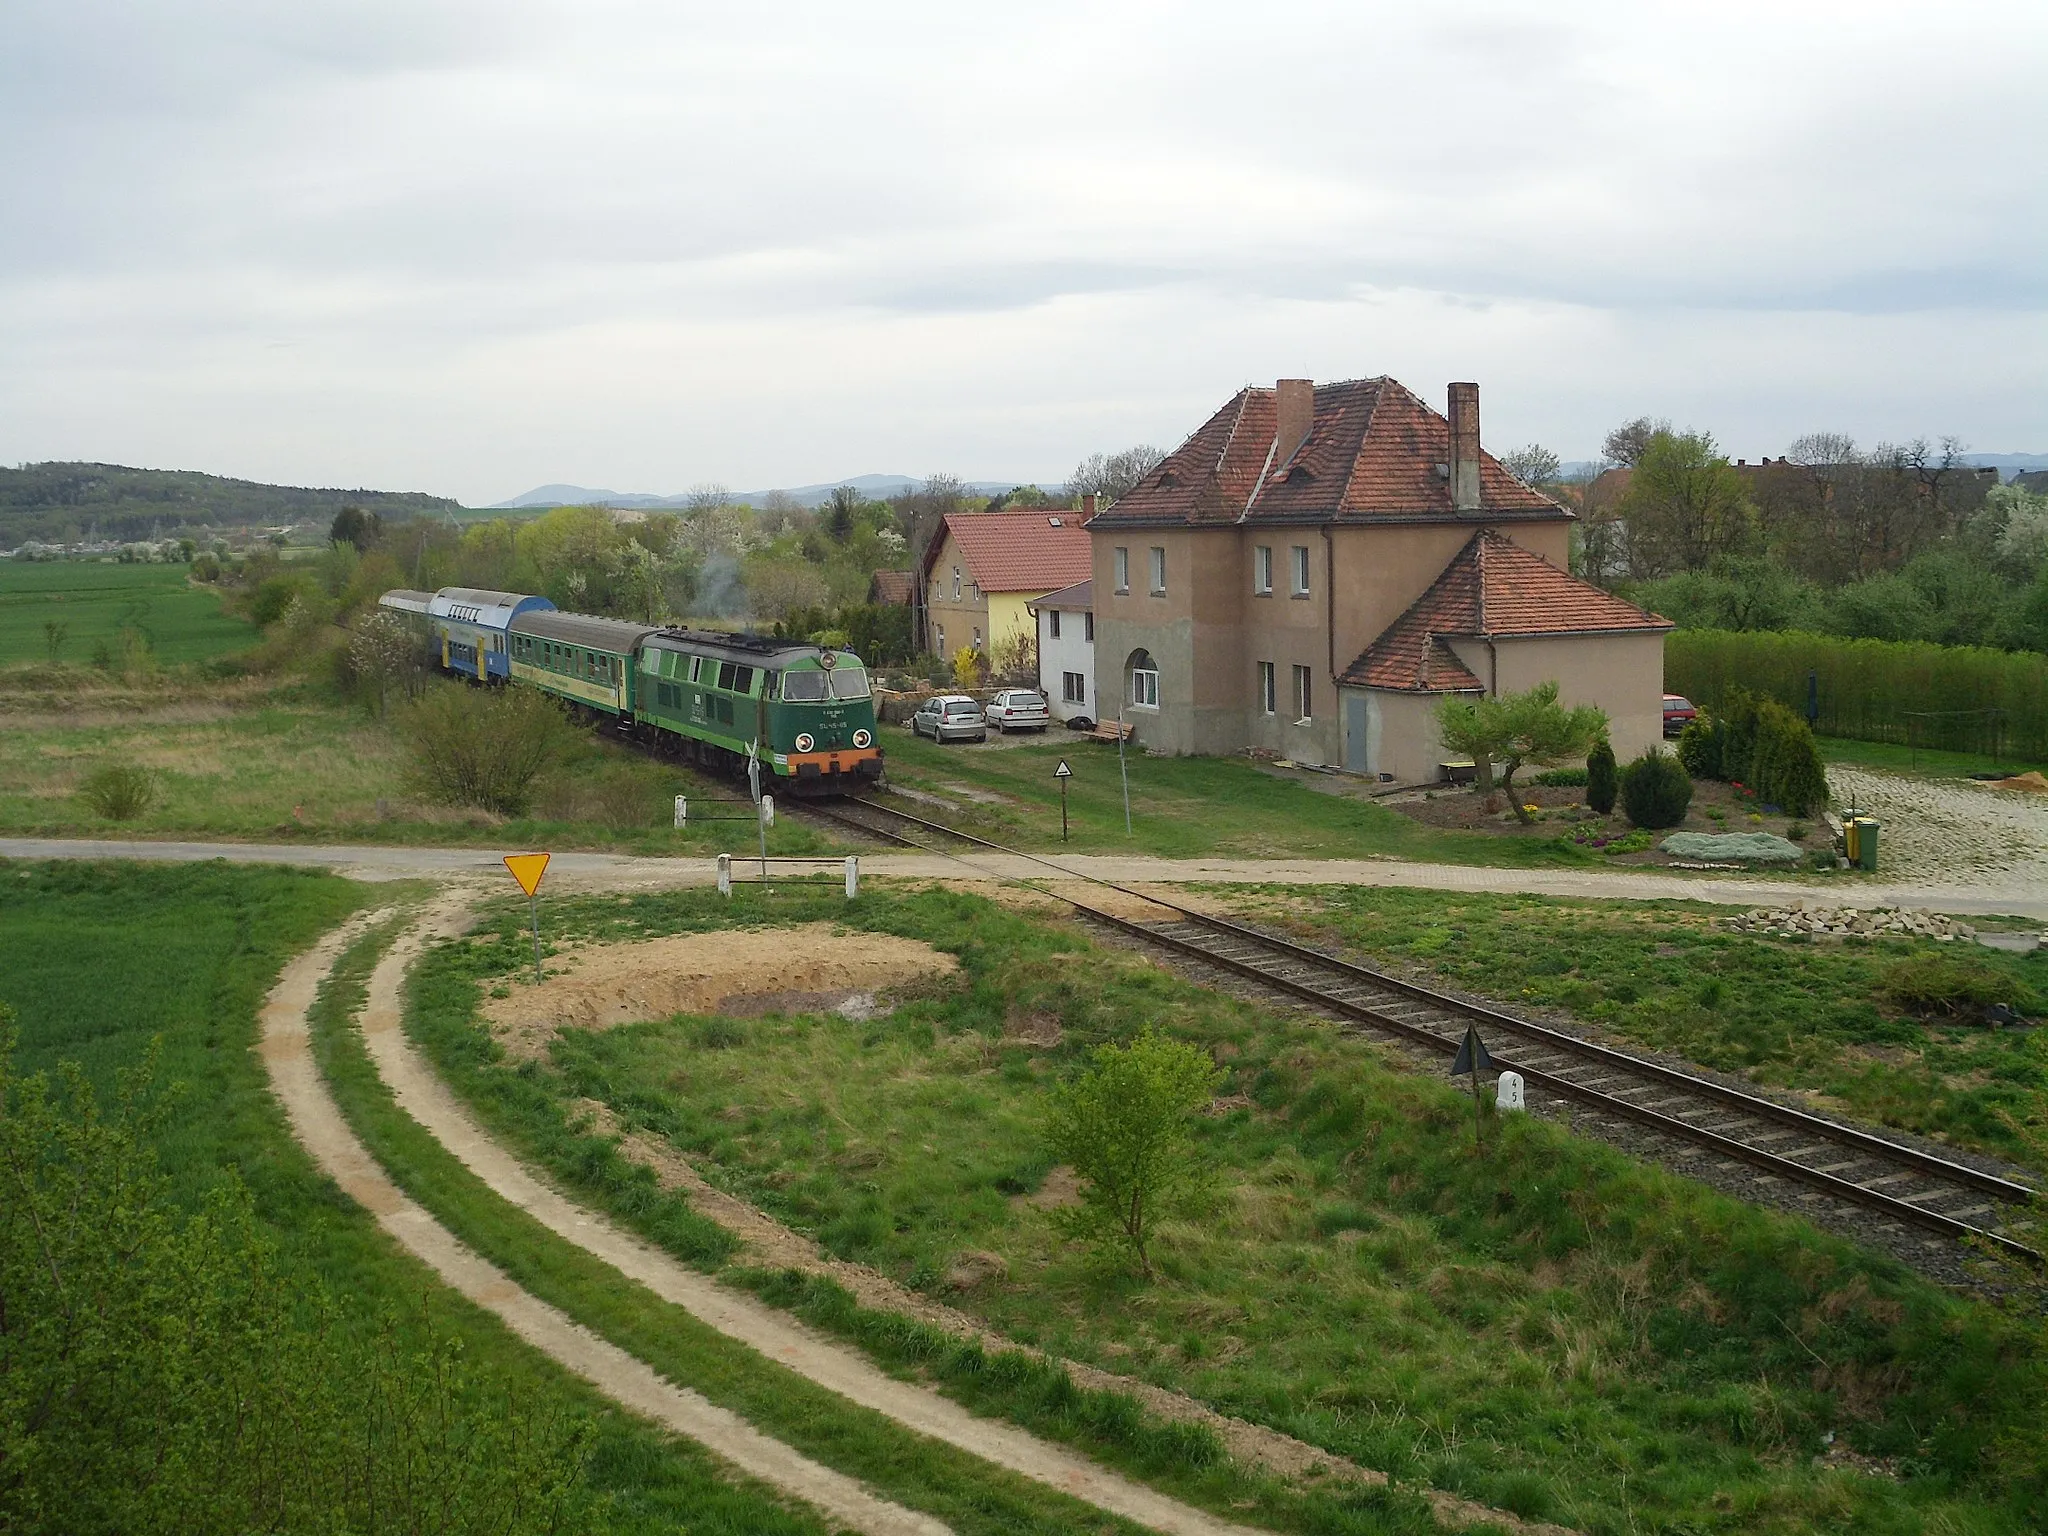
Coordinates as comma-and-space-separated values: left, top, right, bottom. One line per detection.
1621, 749, 1693, 828
1676, 716, 1722, 779
1748, 700, 1831, 816
1585, 738, 1618, 813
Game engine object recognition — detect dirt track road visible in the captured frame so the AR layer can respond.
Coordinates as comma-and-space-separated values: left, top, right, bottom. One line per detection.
259, 916, 952, 1536
8, 834, 2045, 917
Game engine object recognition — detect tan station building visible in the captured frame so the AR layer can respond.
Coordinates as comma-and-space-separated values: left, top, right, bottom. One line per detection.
1083, 376, 1671, 780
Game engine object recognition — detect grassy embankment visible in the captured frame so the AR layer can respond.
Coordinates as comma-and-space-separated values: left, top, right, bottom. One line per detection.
0, 678, 835, 857
875, 727, 1633, 866
399, 882, 2047, 1536
0, 559, 257, 667
311, 904, 1443, 1535
1225, 887, 2048, 1168
0, 858, 827, 1532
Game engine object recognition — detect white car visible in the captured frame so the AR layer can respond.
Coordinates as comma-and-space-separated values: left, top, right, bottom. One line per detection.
983, 688, 1051, 734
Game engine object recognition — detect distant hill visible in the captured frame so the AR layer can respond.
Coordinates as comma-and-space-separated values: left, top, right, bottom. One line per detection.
1964, 453, 2048, 480
493, 475, 1036, 511
0, 462, 461, 546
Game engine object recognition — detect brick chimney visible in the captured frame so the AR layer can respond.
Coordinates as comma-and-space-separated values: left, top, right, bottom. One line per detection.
1080, 492, 1098, 518
1447, 382, 1481, 511
1275, 378, 1314, 467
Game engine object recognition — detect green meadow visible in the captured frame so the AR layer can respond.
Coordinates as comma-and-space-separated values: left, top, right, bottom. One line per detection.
0, 560, 257, 667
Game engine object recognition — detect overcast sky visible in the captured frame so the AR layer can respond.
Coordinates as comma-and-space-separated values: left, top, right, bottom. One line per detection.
4, 1, 2045, 505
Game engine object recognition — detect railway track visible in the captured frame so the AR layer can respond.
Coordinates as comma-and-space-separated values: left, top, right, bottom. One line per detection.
805, 794, 2041, 1267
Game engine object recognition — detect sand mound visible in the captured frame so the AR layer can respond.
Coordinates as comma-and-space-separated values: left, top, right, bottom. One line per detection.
485, 923, 958, 1060
1990, 770, 2048, 794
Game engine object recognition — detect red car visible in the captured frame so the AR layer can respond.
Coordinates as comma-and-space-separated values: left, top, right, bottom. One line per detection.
1663, 695, 1698, 736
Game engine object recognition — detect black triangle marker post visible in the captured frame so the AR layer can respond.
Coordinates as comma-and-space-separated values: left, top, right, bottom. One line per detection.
1450, 1024, 1494, 1150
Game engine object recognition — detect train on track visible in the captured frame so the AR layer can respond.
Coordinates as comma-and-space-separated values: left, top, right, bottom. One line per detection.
379, 586, 883, 795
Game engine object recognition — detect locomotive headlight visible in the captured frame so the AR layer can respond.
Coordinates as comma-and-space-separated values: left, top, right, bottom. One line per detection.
852, 729, 872, 749
794, 732, 815, 752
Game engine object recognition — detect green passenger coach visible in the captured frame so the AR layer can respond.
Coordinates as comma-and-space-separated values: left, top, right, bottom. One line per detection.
507, 611, 661, 716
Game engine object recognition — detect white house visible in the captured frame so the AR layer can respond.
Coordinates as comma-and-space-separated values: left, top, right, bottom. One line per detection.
1029, 579, 1095, 723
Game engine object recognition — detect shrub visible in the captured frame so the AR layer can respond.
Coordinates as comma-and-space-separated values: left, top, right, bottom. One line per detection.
1620, 749, 1693, 828
76, 763, 159, 821
1878, 953, 2034, 1019
1585, 738, 1617, 813
1676, 716, 1721, 779
1748, 700, 1830, 817
400, 684, 576, 816
1532, 767, 1587, 787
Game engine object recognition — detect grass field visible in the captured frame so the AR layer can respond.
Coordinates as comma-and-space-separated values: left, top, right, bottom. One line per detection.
0, 560, 257, 667
0, 683, 835, 856
1224, 887, 2048, 1169
400, 882, 2048, 1536
877, 727, 1627, 866
0, 859, 826, 1531
1818, 735, 2045, 780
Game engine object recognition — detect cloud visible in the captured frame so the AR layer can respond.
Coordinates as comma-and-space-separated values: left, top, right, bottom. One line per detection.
2, 0, 2045, 500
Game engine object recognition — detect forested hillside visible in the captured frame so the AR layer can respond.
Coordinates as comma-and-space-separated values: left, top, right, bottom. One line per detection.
0, 462, 460, 545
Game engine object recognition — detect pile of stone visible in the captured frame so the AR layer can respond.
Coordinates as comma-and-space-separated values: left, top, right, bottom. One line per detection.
1720, 905, 1976, 942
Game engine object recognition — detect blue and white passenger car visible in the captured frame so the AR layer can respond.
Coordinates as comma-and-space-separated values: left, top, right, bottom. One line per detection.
423, 587, 556, 681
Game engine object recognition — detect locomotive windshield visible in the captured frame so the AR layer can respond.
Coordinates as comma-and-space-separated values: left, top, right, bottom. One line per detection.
828, 664, 870, 700
780, 670, 829, 701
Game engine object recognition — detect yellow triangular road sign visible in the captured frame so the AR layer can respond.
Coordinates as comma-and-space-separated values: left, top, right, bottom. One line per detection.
503, 852, 551, 897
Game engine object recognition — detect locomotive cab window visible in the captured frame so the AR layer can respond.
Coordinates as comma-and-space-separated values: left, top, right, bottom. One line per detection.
781, 669, 828, 701
828, 664, 869, 700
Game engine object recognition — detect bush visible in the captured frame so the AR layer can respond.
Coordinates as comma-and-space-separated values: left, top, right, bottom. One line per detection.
76, 762, 158, 821
1532, 767, 1587, 787
1878, 953, 2034, 1018
1676, 716, 1721, 779
400, 684, 576, 816
1585, 738, 1617, 813
1620, 749, 1693, 828
1748, 700, 1830, 816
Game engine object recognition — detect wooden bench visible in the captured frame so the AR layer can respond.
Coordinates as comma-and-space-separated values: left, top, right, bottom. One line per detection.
1087, 719, 1136, 745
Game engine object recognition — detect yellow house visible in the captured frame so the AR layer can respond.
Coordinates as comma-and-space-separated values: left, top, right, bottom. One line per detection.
917, 508, 1094, 662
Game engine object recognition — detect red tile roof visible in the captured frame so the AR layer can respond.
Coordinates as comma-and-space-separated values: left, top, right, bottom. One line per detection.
868, 569, 914, 605
922, 510, 1093, 594
1087, 377, 1563, 528
1341, 533, 1671, 692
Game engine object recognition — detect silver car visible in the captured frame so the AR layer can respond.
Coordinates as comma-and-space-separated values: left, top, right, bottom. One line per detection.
984, 688, 1050, 734
911, 694, 987, 743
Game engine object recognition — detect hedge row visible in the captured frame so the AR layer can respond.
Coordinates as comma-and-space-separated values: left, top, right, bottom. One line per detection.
1665, 629, 2048, 759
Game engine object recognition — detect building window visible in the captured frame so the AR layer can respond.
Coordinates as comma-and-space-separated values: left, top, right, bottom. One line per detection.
936, 624, 946, 655
1083, 611, 1094, 642
1113, 547, 1129, 594
1258, 661, 1276, 715
1128, 649, 1160, 709
952, 564, 962, 599
1292, 664, 1313, 722
1291, 545, 1310, 597
1048, 609, 1061, 639
972, 626, 981, 649
1148, 546, 1166, 595
1254, 546, 1273, 595
1062, 670, 1086, 704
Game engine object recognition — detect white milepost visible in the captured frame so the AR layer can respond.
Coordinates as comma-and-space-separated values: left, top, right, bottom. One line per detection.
716, 852, 732, 898
1496, 1070, 1525, 1112
674, 794, 688, 829
760, 794, 775, 828
844, 856, 859, 900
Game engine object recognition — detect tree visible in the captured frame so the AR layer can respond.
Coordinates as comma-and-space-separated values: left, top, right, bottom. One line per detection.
989, 628, 1036, 684
1601, 416, 1669, 469
1434, 682, 1609, 824
347, 609, 435, 717
1068, 445, 1165, 507
824, 485, 860, 540
1499, 443, 1561, 488
1619, 429, 1755, 576
1043, 1029, 1222, 1279
328, 504, 383, 551
1585, 737, 1617, 814
41, 618, 66, 662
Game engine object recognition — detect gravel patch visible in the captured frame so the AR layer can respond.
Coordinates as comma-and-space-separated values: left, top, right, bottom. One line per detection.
1831, 767, 2048, 886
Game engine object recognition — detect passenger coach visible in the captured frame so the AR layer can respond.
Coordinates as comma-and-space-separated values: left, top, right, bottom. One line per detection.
424, 587, 556, 682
